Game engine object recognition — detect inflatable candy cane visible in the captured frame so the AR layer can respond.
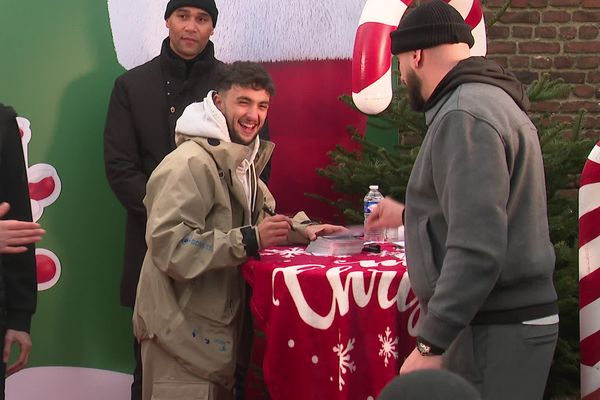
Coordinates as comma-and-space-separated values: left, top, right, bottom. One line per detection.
352, 0, 411, 115
449, 0, 487, 56
352, 0, 487, 115
579, 140, 600, 399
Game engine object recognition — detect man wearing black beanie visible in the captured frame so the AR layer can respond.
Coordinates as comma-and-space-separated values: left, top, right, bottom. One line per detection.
104, 1, 268, 399
366, 1, 558, 399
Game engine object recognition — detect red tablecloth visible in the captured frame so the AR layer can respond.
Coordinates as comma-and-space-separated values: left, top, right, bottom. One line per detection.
241, 245, 420, 400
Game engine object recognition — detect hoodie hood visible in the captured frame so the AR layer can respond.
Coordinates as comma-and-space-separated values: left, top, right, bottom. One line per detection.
174, 90, 263, 213
175, 90, 261, 169
175, 90, 230, 144
425, 56, 530, 112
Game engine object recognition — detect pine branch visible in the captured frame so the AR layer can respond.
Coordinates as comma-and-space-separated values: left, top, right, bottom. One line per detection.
572, 109, 585, 141
486, 0, 511, 28
527, 74, 570, 102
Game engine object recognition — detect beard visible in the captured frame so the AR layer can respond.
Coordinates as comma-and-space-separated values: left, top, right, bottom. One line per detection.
228, 127, 247, 145
227, 120, 259, 146
405, 69, 426, 112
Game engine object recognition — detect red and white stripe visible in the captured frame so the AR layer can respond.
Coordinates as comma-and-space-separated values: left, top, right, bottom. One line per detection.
352, 0, 412, 115
580, 140, 600, 399
448, 0, 487, 57
352, 0, 487, 115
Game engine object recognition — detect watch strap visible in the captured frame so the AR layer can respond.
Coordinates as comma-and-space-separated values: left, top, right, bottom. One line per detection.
416, 337, 445, 356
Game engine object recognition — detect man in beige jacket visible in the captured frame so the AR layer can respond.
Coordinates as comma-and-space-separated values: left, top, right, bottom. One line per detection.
133, 61, 343, 400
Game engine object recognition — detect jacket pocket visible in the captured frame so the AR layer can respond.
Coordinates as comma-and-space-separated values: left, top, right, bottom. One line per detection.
521, 323, 559, 346
151, 381, 209, 400
185, 269, 242, 325
416, 216, 440, 289
158, 310, 237, 387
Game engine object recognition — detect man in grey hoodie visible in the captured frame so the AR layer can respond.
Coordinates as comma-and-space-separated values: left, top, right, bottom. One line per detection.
367, 2, 558, 399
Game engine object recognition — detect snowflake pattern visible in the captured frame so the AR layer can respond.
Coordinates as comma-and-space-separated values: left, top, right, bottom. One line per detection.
378, 326, 399, 367
261, 247, 306, 258
333, 331, 356, 391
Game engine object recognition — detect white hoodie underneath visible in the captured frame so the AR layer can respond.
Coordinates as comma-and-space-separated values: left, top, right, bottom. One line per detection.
175, 91, 261, 213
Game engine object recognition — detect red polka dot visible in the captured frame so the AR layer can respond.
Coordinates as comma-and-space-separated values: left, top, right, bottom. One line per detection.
29, 176, 56, 201
36, 254, 57, 284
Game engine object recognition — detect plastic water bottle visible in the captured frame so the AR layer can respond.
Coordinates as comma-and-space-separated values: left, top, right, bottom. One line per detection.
364, 185, 385, 242
386, 226, 400, 243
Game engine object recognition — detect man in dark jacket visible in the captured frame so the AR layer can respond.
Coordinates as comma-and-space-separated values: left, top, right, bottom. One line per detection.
104, 1, 245, 398
367, 2, 558, 399
0, 103, 43, 399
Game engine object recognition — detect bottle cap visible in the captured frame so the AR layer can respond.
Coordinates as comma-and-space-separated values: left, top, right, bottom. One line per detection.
369, 185, 379, 190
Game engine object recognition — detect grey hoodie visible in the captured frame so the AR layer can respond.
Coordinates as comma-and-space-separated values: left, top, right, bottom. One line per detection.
405, 57, 557, 350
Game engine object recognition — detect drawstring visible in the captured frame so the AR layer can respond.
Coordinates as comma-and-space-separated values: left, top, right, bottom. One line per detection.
250, 162, 258, 214
237, 158, 258, 216
236, 140, 260, 217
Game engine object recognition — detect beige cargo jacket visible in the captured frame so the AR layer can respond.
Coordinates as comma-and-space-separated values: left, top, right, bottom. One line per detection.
133, 137, 310, 388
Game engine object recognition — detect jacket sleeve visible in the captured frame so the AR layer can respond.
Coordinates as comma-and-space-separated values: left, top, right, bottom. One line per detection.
287, 212, 314, 245
103, 78, 147, 216
254, 182, 312, 246
420, 110, 509, 349
0, 108, 37, 333
144, 154, 249, 282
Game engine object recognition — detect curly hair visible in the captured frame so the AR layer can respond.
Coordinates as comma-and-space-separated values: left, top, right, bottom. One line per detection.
215, 61, 275, 96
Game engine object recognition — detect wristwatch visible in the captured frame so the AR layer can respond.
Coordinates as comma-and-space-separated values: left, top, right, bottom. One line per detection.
416, 337, 444, 356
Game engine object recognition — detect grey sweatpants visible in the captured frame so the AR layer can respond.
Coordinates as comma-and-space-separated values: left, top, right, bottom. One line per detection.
443, 323, 558, 400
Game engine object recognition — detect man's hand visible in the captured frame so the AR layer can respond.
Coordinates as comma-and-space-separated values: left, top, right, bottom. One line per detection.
3, 329, 32, 375
366, 197, 405, 231
258, 215, 292, 248
399, 347, 443, 375
0, 203, 45, 254
303, 224, 348, 241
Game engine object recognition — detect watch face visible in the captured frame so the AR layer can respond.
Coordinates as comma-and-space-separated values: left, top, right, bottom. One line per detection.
417, 340, 431, 355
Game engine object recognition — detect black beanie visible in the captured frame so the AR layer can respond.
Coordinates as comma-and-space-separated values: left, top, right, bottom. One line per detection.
164, 0, 218, 26
390, 0, 474, 55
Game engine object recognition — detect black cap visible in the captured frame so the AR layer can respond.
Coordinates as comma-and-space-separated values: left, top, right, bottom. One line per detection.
164, 0, 218, 27
390, 0, 474, 55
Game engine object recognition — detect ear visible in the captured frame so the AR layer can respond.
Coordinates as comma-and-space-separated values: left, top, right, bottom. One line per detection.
213, 92, 223, 111
413, 50, 424, 69
165, 19, 170, 29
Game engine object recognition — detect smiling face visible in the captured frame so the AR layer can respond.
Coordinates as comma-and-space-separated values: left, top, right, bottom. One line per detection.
166, 7, 214, 60
214, 85, 271, 145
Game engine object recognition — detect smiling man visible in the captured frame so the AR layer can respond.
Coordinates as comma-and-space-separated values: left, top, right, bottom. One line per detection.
133, 62, 343, 400
104, 2, 242, 398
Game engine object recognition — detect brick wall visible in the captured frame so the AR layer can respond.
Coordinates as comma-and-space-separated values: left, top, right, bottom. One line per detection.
483, 0, 600, 137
